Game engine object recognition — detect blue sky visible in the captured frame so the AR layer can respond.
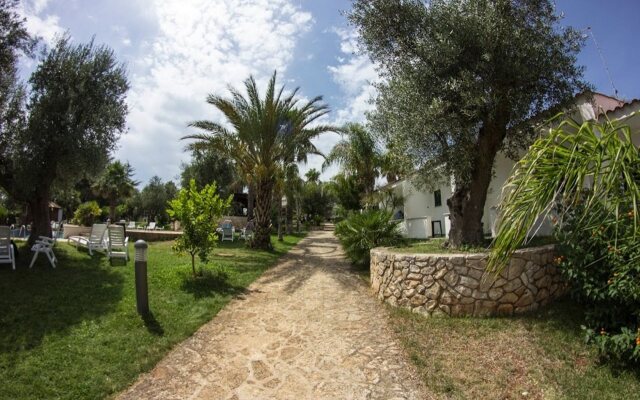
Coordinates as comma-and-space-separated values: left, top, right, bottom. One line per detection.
18, 0, 640, 186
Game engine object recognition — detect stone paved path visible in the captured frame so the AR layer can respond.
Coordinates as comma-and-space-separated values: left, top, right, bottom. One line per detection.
118, 230, 428, 400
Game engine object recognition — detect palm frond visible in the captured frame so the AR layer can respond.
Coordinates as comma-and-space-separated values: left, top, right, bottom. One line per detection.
488, 115, 640, 273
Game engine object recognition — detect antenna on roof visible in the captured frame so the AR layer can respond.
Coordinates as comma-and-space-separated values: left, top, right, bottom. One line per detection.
586, 27, 619, 98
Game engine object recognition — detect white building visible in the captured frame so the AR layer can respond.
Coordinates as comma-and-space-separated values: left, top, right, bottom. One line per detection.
384, 92, 640, 239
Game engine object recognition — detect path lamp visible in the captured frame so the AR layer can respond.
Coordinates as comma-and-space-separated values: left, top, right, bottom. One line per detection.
134, 240, 149, 316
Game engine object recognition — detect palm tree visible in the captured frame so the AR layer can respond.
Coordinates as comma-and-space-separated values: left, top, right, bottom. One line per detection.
323, 123, 381, 197
184, 72, 336, 249
488, 117, 639, 272
305, 168, 320, 183
93, 161, 138, 221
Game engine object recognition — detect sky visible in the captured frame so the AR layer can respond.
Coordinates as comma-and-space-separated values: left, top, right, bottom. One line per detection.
17, 0, 640, 187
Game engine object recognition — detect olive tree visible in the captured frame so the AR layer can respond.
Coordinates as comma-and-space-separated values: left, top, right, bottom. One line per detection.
0, 34, 128, 242
349, 0, 587, 246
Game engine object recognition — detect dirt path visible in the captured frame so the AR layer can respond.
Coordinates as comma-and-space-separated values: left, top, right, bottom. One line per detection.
118, 230, 428, 400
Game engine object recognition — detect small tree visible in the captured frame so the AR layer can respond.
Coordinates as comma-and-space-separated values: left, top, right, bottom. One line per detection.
140, 176, 177, 224
167, 179, 231, 276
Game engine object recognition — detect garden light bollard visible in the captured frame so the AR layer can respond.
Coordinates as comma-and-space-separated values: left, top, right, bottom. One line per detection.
134, 240, 149, 316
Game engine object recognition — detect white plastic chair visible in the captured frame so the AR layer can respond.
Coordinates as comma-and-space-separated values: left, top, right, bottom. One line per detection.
220, 220, 235, 242
127, 221, 136, 230
240, 221, 254, 241
146, 222, 156, 230
69, 223, 108, 255
0, 226, 16, 270
29, 236, 57, 269
51, 221, 64, 239
107, 225, 129, 262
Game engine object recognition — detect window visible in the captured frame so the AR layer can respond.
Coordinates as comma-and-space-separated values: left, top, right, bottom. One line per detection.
434, 190, 442, 207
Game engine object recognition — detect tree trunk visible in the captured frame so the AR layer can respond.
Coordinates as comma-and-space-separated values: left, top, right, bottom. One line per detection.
191, 253, 196, 277
247, 184, 255, 220
447, 122, 506, 247
295, 197, 301, 233
250, 177, 273, 250
28, 189, 52, 245
109, 199, 116, 222
285, 196, 293, 234
277, 201, 284, 242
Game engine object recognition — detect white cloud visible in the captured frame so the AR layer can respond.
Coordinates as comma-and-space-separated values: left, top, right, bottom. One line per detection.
301, 27, 380, 183
32, 0, 50, 14
20, 0, 64, 44
115, 0, 314, 184
327, 27, 379, 125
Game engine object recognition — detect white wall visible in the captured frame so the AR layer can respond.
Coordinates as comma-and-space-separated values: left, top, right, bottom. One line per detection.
395, 179, 451, 238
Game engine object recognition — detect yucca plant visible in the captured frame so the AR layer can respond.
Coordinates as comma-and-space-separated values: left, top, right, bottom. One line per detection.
335, 209, 404, 267
488, 115, 639, 272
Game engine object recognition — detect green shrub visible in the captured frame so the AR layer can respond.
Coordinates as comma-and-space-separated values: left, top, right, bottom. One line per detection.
167, 179, 232, 276
556, 203, 640, 365
335, 209, 404, 267
312, 215, 323, 226
73, 201, 102, 226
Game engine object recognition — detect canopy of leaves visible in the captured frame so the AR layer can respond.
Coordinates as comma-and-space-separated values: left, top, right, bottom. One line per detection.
140, 176, 177, 224
180, 147, 237, 196
304, 168, 320, 183
323, 123, 381, 195
301, 181, 333, 221
1, 34, 129, 199
184, 71, 334, 187
349, 0, 587, 187
0, 0, 37, 194
92, 161, 138, 214
328, 173, 364, 213
0, 0, 37, 101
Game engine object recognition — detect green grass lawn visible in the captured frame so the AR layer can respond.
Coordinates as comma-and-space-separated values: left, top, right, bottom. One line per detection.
0, 234, 304, 400
390, 299, 640, 399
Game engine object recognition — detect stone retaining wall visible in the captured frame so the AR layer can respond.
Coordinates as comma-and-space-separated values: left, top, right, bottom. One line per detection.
370, 245, 565, 317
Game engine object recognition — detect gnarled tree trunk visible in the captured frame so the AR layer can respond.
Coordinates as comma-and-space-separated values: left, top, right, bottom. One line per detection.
447, 123, 506, 247
250, 177, 274, 250
28, 189, 52, 245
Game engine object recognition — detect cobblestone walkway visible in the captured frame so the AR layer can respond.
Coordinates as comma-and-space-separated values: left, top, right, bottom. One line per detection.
118, 230, 428, 400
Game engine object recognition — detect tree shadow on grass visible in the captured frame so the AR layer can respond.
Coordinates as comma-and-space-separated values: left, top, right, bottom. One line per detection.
0, 244, 124, 363
180, 267, 248, 300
